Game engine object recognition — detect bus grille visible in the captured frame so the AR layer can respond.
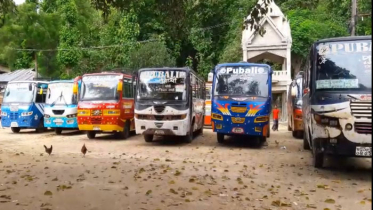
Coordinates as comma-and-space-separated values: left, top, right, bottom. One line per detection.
154, 106, 165, 113
351, 101, 371, 119
354, 122, 372, 134
231, 107, 247, 113
154, 115, 164, 121
10, 112, 18, 120
231, 117, 245, 124
52, 110, 65, 115
91, 117, 102, 124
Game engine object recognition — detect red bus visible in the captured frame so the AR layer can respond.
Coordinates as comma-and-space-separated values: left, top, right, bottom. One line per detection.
74, 72, 136, 139
204, 81, 212, 126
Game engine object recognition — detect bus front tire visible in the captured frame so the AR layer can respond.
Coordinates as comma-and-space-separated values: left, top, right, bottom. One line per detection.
117, 122, 130, 140
144, 135, 153, 142
266, 127, 270, 138
55, 128, 62, 135
217, 133, 224, 144
184, 132, 193, 143
303, 132, 310, 150
87, 131, 96, 139
11, 127, 20, 133
312, 140, 324, 168
184, 125, 193, 143
36, 120, 45, 133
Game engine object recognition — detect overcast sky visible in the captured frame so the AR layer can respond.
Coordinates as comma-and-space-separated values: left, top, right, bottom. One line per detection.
14, 0, 25, 5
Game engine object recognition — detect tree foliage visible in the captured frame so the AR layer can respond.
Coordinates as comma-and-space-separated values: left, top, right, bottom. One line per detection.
0, 0, 371, 79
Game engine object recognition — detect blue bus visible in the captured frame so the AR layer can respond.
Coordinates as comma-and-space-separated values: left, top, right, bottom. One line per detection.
1, 81, 49, 133
44, 78, 81, 135
210, 62, 272, 144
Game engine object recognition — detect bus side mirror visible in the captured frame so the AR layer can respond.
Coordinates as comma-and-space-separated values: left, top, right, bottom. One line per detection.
290, 85, 297, 98
207, 72, 213, 82
117, 80, 123, 92
72, 83, 78, 94
29, 84, 32, 91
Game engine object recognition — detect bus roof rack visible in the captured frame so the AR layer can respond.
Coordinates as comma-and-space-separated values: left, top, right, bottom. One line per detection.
33, 77, 52, 81
101, 68, 133, 75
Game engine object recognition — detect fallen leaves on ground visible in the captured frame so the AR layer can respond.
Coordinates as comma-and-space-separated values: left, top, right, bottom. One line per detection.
271, 200, 291, 207
44, 191, 53, 196
324, 198, 335, 204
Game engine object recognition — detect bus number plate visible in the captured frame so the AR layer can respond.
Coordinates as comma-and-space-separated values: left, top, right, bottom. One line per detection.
93, 126, 100, 131
10, 122, 18, 127
355, 147, 372, 157
154, 130, 164, 135
232, 127, 244, 134
10, 106, 18, 112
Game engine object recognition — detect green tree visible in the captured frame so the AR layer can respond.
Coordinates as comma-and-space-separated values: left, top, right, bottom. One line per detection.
0, 1, 60, 72
286, 2, 348, 76
128, 40, 175, 71
0, 0, 16, 27
99, 7, 140, 70
57, 0, 82, 77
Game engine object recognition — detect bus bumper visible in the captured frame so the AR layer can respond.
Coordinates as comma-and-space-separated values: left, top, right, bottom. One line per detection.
212, 120, 269, 137
293, 118, 304, 131
314, 134, 372, 157
1, 117, 38, 128
78, 124, 124, 132
135, 118, 189, 136
44, 117, 78, 129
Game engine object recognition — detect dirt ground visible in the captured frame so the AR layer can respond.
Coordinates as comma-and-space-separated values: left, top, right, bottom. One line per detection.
0, 123, 371, 210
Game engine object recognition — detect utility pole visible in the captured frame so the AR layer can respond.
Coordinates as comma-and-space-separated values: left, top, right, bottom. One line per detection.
35, 51, 38, 79
351, 0, 357, 36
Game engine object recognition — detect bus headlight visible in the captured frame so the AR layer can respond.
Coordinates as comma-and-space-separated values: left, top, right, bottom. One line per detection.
212, 113, 223, 120
254, 116, 269, 123
314, 114, 339, 127
78, 110, 89, 116
104, 109, 120, 116
1, 112, 7, 116
66, 114, 77, 118
44, 114, 50, 118
345, 123, 353, 131
21, 111, 33, 116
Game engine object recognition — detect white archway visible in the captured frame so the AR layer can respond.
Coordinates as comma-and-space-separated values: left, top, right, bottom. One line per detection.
242, 0, 292, 122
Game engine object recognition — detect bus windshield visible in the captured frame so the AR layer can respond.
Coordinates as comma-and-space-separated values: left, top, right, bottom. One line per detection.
80, 74, 121, 101
46, 83, 74, 105
316, 39, 371, 91
138, 70, 187, 101
214, 66, 269, 97
3, 82, 34, 103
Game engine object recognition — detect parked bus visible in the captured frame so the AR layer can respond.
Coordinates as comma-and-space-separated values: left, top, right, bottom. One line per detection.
1, 81, 49, 133
0, 88, 4, 119
134, 67, 205, 143
303, 36, 372, 168
204, 80, 212, 126
210, 62, 272, 144
44, 78, 81, 134
75, 72, 136, 139
287, 71, 304, 139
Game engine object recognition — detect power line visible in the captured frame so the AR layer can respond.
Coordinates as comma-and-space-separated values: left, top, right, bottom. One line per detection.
9, 19, 241, 52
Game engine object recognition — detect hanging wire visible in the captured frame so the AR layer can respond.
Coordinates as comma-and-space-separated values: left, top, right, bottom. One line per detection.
9, 19, 241, 52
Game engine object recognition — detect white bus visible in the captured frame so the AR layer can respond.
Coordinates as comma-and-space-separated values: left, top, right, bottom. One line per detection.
134, 67, 205, 143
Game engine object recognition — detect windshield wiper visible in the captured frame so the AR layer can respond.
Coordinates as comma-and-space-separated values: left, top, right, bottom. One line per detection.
347, 94, 358, 100
51, 91, 68, 106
